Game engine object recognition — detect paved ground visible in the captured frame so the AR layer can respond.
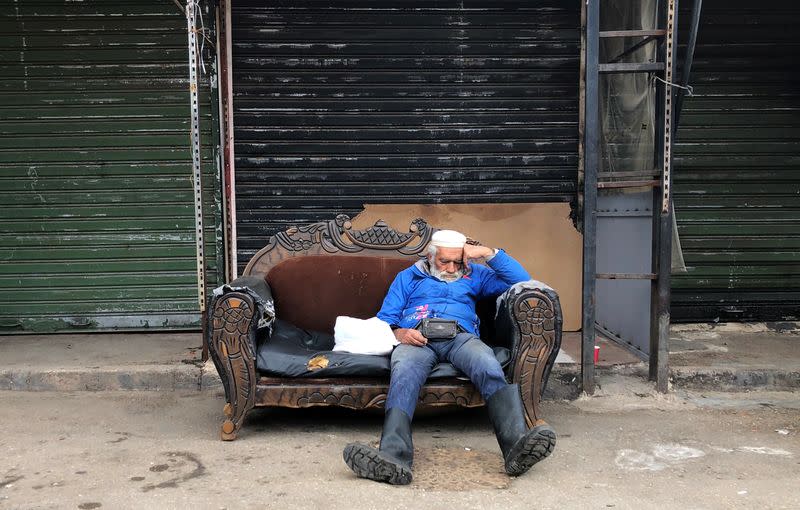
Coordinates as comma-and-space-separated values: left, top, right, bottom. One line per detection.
1, 375, 798, 510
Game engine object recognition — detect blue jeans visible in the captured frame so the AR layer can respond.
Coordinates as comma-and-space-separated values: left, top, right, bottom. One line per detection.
384, 332, 508, 419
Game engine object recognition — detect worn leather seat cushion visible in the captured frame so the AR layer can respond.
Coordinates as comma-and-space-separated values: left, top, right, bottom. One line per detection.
256, 319, 511, 379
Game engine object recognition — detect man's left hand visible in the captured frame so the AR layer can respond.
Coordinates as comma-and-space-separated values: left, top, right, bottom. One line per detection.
462, 243, 495, 262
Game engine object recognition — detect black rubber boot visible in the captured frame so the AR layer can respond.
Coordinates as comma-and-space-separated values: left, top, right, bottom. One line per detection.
343, 407, 414, 485
486, 384, 556, 476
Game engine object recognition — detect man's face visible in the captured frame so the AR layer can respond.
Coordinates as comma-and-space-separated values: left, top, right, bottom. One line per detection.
430, 246, 464, 282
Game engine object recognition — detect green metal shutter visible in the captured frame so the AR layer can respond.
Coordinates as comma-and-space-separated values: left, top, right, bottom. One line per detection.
0, 0, 220, 333
672, 0, 800, 322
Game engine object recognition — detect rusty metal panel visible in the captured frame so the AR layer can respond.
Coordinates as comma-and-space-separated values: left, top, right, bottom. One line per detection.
0, 0, 220, 333
230, 0, 581, 268
672, 0, 800, 321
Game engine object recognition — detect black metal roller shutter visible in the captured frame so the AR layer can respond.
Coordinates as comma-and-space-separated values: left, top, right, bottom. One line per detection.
672, 0, 800, 322
231, 0, 580, 268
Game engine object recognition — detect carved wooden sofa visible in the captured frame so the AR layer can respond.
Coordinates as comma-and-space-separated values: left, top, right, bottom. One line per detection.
207, 215, 562, 440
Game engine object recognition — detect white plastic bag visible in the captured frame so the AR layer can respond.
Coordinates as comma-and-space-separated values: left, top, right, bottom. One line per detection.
333, 316, 399, 356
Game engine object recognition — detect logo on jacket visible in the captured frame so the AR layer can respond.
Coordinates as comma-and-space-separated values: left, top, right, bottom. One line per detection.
412, 304, 430, 320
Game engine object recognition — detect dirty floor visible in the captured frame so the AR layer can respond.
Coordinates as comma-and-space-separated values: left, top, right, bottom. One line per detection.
1, 376, 798, 510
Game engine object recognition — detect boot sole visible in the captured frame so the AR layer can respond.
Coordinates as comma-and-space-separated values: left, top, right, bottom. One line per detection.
343, 443, 413, 485
505, 426, 557, 476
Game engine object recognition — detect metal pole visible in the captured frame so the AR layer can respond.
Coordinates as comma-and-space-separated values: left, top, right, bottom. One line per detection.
218, 0, 238, 282
215, 4, 229, 288
649, 0, 677, 392
186, 0, 209, 361
577, 0, 586, 231
186, 0, 207, 314
581, 0, 600, 395
674, 0, 702, 130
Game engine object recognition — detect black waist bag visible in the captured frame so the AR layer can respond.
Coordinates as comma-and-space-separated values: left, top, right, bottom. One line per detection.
417, 318, 459, 339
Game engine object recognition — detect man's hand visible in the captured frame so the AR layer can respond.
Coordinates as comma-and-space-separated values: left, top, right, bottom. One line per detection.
394, 328, 428, 347
462, 243, 495, 262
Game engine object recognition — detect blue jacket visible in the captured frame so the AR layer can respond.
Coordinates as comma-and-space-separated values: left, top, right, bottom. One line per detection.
376, 250, 531, 336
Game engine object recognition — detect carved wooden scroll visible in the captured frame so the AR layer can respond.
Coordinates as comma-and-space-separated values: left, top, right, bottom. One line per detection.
209, 293, 258, 441
244, 215, 432, 276
253, 378, 485, 410
507, 288, 562, 427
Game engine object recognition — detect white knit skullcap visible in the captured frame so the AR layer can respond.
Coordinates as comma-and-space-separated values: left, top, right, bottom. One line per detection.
431, 229, 467, 248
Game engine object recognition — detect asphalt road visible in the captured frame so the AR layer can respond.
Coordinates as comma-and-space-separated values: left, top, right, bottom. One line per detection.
1, 379, 798, 510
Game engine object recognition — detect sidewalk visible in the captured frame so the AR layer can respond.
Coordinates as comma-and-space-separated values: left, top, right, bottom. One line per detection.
0, 323, 798, 393
667, 322, 800, 390
0, 332, 215, 392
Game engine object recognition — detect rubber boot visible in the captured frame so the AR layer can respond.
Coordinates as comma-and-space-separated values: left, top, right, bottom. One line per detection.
343, 407, 414, 485
486, 384, 556, 476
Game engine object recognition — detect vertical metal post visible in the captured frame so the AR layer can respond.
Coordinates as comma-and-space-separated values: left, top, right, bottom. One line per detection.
186, 0, 206, 313
577, 0, 586, 231
674, 0, 702, 130
213, 3, 227, 290
581, 0, 600, 395
219, 0, 238, 282
650, 0, 677, 392
204, 0, 224, 362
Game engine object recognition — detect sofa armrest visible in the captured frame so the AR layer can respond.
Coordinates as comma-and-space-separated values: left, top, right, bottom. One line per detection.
207, 276, 274, 440
495, 280, 563, 426
214, 275, 275, 320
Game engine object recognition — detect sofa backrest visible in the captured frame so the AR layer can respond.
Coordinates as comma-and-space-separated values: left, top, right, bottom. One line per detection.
266, 255, 414, 333
242, 215, 500, 342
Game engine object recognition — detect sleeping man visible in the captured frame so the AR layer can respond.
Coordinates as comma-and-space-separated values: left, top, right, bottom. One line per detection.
343, 229, 556, 485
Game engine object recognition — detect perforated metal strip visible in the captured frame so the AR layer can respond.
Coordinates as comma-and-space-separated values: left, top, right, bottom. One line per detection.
186, 0, 206, 310
661, 0, 676, 213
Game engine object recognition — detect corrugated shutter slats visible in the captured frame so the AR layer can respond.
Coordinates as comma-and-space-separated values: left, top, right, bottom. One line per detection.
672, 0, 800, 321
0, 0, 218, 333
232, 0, 580, 268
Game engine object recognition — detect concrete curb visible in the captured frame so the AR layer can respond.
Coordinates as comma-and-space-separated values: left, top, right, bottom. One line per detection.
549, 363, 800, 396
1, 361, 797, 394
0, 362, 224, 392
0, 361, 583, 396
670, 368, 800, 391
200, 360, 223, 390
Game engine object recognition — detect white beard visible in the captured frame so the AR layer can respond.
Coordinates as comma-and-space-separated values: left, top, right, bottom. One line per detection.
431, 266, 463, 283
